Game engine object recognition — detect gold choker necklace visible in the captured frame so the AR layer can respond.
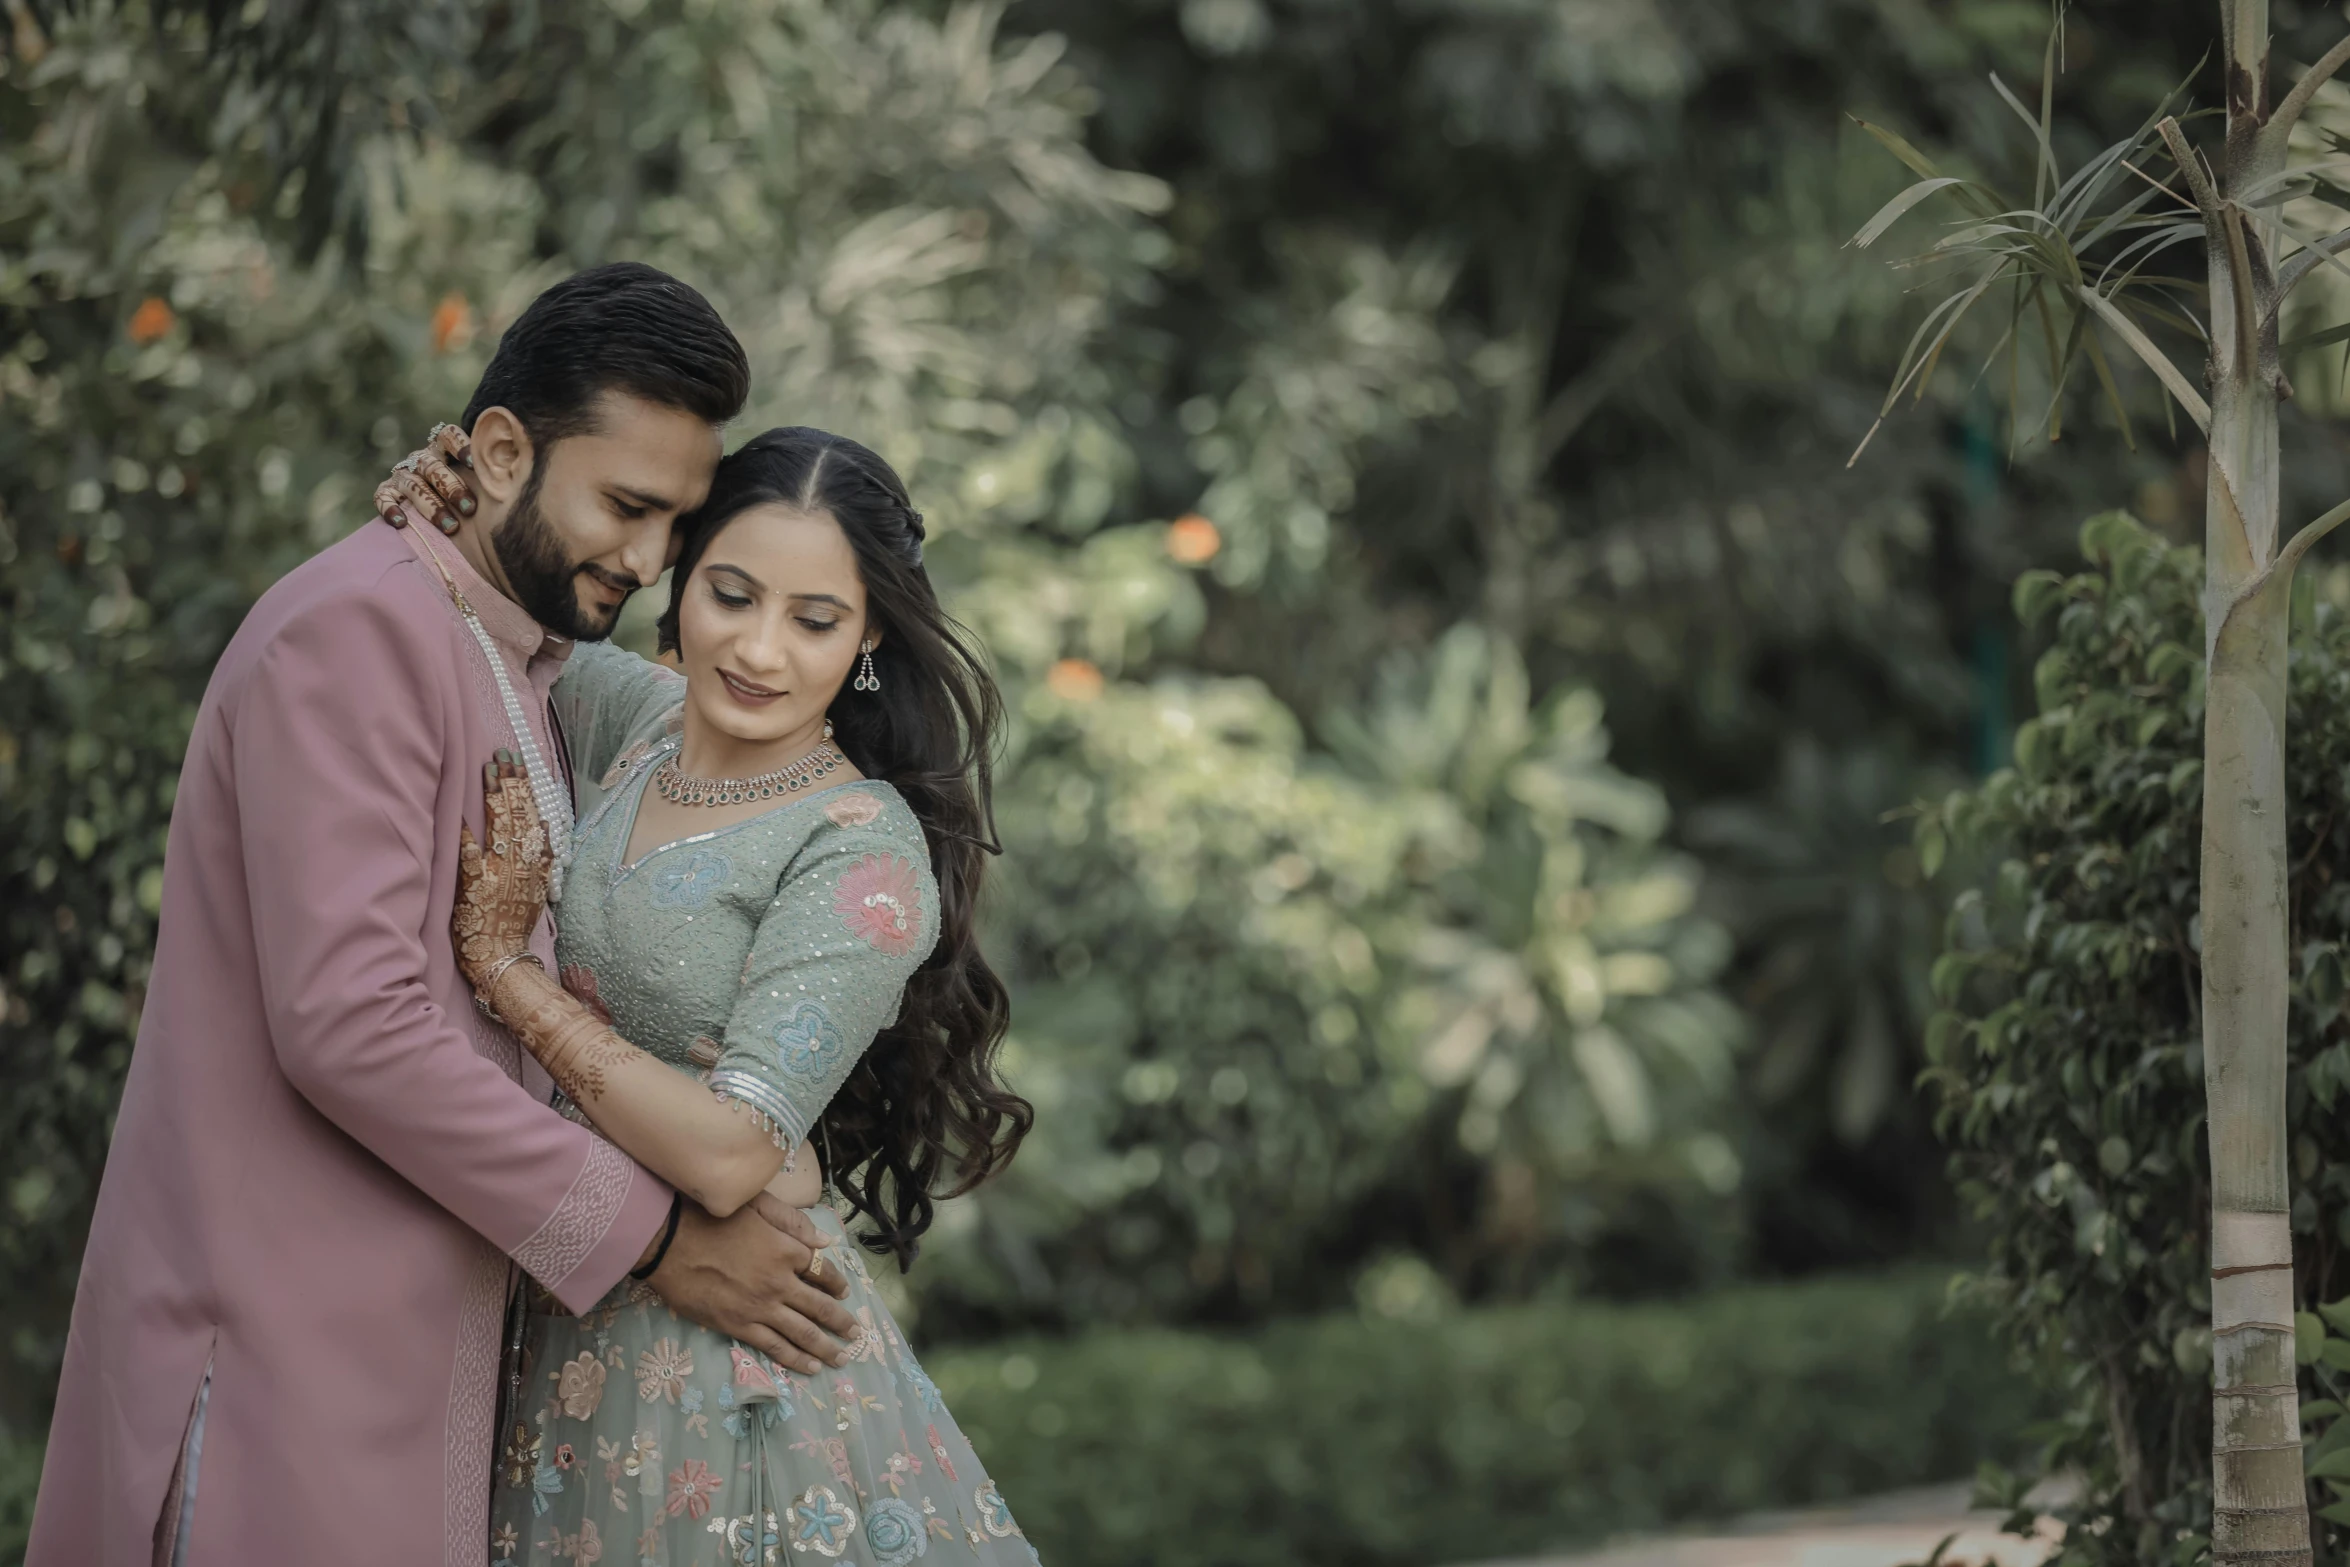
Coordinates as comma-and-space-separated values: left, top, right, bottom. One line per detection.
653, 726, 843, 807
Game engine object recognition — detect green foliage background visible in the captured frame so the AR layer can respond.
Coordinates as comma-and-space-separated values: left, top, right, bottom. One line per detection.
23, 0, 2350, 1554
0, 0, 1749, 1428
1921, 514, 2350, 1564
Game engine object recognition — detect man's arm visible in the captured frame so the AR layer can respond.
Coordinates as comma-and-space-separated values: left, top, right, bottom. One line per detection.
233, 587, 669, 1311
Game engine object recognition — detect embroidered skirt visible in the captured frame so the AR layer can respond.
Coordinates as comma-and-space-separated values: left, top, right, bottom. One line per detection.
489, 1204, 1037, 1565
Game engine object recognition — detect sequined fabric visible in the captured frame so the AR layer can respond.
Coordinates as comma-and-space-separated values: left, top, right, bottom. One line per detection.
490, 643, 1038, 1565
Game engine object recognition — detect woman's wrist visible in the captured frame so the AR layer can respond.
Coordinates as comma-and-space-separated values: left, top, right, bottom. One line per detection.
482, 953, 555, 1026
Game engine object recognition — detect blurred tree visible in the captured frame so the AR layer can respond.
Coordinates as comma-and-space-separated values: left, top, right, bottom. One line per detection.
1856, 5, 2350, 1553
0, 0, 536, 1431
997, 0, 2350, 1272
0, 0, 1749, 1440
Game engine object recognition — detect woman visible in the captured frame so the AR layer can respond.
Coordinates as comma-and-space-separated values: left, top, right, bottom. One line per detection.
432, 427, 1037, 1564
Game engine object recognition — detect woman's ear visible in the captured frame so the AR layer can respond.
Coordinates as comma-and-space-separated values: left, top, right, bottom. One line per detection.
467, 406, 536, 509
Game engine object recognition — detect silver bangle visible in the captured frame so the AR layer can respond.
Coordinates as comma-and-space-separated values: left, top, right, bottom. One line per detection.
474, 952, 545, 1021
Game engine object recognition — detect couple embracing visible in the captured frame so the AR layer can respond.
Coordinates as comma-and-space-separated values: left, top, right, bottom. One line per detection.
28, 264, 1037, 1566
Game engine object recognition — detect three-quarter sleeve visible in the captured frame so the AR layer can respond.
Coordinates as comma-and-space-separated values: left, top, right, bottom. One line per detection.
554, 639, 686, 793
706, 823, 940, 1150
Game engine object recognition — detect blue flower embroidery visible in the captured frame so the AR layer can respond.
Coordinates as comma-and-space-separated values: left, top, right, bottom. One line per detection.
718, 1512, 784, 1566
864, 1497, 926, 1565
791, 1485, 858, 1554
650, 848, 732, 909
530, 1458, 565, 1516
774, 1002, 846, 1083
974, 1481, 1018, 1539
899, 1353, 946, 1416
717, 1378, 785, 1436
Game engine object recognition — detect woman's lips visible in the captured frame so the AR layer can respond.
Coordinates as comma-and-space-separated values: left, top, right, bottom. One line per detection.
719, 668, 784, 706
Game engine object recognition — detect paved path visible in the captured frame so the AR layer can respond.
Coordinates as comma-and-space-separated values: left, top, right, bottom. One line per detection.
1470, 1482, 2061, 1567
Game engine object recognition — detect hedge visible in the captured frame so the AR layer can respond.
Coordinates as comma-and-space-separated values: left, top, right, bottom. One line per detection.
931, 1267, 2032, 1567
0, 1268, 2031, 1567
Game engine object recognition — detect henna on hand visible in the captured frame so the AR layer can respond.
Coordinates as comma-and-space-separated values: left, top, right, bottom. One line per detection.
453, 757, 552, 991
489, 962, 640, 1109
375, 423, 479, 533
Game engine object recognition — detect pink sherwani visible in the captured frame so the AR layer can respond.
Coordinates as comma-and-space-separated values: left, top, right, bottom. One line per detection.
28, 520, 673, 1567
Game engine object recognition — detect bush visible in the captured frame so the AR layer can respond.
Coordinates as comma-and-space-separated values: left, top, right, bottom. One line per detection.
926, 1268, 2035, 1567
2, 4, 1751, 1420
0, 1268, 2026, 1567
1919, 510, 2350, 1564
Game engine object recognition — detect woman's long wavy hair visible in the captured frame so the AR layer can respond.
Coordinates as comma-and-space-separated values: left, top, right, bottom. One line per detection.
656, 426, 1029, 1269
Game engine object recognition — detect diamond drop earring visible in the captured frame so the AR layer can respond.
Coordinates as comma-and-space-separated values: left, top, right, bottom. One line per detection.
854, 640, 881, 693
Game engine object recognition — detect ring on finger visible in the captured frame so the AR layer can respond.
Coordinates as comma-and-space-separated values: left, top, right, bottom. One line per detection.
803, 1254, 826, 1283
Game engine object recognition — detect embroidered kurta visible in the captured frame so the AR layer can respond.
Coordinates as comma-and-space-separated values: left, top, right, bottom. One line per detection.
492, 642, 1037, 1564
29, 521, 674, 1567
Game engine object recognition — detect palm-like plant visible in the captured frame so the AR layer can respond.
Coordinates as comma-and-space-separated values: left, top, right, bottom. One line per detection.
1858, 7, 2350, 1560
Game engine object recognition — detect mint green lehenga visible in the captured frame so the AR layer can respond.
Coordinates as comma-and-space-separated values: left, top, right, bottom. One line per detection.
487, 642, 1036, 1567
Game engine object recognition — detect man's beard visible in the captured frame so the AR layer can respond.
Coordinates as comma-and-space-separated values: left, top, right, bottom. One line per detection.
492, 471, 632, 641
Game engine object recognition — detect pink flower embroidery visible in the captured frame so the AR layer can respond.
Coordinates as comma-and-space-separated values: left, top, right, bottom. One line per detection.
635, 1338, 693, 1404
560, 965, 613, 1025
824, 791, 884, 828
834, 853, 923, 956
730, 1345, 781, 1399
926, 1423, 958, 1483
559, 1519, 602, 1564
556, 1353, 606, 1419
665, 1458, 722, 1520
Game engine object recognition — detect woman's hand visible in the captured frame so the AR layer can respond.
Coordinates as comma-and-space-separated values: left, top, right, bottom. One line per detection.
375, 422, 480, 535
454, 752, 553, 1002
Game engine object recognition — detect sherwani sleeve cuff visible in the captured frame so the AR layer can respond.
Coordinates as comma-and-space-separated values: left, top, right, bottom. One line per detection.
509, 1136, 675, 1314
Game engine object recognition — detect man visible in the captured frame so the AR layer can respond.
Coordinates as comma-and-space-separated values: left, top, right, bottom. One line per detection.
29, 263, 856, 1567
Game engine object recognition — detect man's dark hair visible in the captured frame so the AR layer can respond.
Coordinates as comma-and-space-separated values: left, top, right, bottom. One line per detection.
460, 262, 750, 443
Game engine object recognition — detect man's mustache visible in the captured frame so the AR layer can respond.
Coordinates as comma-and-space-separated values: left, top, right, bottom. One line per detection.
578, 563, 644, 596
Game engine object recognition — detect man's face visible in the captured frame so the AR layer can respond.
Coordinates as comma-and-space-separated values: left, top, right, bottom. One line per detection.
492, 391, 723, 641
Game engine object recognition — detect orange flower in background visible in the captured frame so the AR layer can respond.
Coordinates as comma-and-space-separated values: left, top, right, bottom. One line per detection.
1166, 512, 1221, 565
126, 297, 175, 345
1047, 658, 1105, 702
430, 292, 475, 354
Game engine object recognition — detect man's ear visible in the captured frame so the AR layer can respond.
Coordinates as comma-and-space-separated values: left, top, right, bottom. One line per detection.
468, 407, 536, 508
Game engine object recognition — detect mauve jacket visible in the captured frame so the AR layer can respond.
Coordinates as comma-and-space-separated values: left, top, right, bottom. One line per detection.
27, 519, 672, 1567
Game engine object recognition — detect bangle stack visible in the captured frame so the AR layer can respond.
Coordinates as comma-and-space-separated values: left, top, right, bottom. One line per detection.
473, 952, 545, 1022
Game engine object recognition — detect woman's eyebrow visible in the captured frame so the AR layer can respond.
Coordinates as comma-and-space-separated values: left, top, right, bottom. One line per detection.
703, 564, 852, 611
705, 562, 765, 591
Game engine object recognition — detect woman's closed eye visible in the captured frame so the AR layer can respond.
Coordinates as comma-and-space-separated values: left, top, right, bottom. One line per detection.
796, 616, 841, 633
707, 582, 755, 611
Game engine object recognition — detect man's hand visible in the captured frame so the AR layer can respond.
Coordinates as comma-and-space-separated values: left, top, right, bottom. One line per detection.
645, 1197, 857, 1376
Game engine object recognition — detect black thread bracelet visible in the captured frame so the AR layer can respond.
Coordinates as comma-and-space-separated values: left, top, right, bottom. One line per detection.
630, 1193, 684, 1281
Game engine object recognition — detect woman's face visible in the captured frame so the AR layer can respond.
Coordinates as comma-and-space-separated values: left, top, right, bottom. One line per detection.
675, 502, 871, 753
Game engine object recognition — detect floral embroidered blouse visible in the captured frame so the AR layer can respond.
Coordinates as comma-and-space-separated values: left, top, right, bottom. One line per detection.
549, 640, 939, 1153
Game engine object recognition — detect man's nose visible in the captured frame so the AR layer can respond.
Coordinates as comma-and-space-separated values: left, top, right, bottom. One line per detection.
619, 523, 671, 591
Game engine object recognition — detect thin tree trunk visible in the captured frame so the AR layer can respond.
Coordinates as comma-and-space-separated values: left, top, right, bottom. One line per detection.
2202, 5, 2310, 1561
